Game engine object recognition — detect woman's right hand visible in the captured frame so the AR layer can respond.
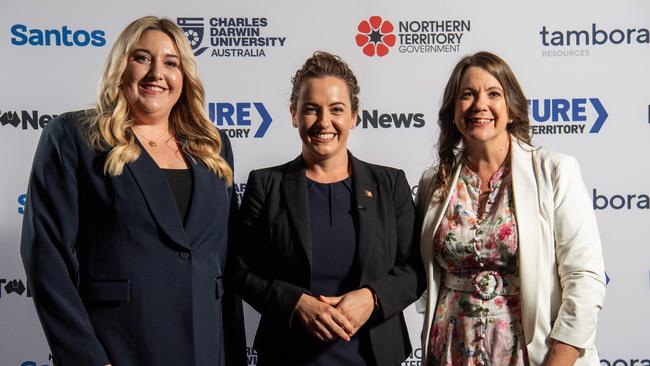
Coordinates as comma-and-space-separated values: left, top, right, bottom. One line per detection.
294, 294, 353, 342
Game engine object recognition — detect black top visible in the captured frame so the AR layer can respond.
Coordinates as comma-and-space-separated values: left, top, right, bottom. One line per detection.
306, 176, 370, 366
161, 168, 193, 223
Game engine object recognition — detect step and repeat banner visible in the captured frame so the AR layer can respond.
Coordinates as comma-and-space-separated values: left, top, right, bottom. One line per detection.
1, 0, 649, 365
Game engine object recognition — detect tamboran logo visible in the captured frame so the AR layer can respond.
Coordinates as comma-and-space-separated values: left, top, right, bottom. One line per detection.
208, 102, 272, 138
1, 110, 57, 130
177, 17, 286, 58
592, 189, 649, 210
528, 98, 608, 135
539, 23, 649, 57
355, 16, 470, 57
0, 278, 32, 298
356, 109, 425, 128
600, 359, 650, 366
10, 24, 106, 47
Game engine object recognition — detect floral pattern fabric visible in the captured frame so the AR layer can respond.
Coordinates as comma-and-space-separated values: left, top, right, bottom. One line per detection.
429, 164, 527, 366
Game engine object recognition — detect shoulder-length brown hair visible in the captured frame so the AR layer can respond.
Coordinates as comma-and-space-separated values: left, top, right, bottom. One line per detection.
87, 16, 232, 184
429, 51, 530, 202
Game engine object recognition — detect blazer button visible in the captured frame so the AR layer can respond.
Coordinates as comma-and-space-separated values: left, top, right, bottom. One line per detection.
178, 251, 191, 259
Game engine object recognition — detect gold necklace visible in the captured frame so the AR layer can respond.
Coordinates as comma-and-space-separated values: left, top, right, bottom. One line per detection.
131, 126, 170, 148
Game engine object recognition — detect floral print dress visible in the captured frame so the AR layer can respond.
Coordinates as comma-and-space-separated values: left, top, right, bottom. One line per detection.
428, 164, 528, 366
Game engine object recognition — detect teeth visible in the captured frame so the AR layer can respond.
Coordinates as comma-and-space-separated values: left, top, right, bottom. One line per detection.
468, 118, 493, 124
142, 85, 164, 92
314, 133, 335, 140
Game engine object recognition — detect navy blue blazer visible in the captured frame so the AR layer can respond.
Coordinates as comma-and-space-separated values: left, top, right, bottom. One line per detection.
21, 111, 246, 366
235, 154, 425, 366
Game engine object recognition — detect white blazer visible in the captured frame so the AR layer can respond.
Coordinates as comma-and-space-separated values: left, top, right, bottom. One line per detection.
418, 138, 606, 366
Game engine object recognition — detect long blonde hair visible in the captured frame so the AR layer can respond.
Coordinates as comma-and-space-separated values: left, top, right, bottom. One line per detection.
87, 16, 232, 184
429, 51, 531, 202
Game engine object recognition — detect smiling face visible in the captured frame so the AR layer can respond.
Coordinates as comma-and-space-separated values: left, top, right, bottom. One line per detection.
291, 76, 358, 165
123, 29, 183, 124
454, 66, 510, 150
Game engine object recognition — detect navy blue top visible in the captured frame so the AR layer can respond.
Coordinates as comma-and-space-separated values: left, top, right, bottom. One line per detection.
161, 168, 193, 223
306, 176, 370, 366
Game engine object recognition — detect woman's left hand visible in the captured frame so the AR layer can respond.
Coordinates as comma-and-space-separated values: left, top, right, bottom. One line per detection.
545, 340, 580, 366
319, 288, 375, 336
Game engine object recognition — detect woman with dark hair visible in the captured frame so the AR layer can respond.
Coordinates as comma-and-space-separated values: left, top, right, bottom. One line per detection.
235, 51, 424, 365
21, 16, 245, 366
418, 51, 605, 365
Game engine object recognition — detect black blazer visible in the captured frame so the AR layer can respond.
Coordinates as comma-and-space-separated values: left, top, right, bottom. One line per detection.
20, 111, 246, 366
235, 154, 424, 366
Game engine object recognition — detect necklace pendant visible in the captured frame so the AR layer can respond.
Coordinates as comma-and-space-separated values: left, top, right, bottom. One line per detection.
148, 141, 157, 147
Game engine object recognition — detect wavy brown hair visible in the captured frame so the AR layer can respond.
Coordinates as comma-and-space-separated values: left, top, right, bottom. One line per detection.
429, 51, 531, 202
87, 16, 232, 184
290, 51, 360, 113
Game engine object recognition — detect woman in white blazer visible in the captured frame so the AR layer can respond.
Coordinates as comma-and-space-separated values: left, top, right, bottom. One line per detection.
418, 51, 605, 365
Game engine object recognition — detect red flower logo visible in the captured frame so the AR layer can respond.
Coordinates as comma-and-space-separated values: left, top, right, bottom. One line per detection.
355, 16, 396, 57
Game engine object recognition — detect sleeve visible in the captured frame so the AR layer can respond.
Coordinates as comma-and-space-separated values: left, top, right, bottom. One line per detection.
20, 116, 110, 366
549, 156, 606, 349
218, 131, 248, 366
365, 170, 426, 320
234, 170, 309, 325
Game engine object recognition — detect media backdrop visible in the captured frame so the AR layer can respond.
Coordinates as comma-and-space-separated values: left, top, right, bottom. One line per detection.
1, 0, 649, 365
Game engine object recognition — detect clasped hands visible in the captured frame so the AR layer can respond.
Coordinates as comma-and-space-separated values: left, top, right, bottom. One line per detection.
294, 288, 375, 342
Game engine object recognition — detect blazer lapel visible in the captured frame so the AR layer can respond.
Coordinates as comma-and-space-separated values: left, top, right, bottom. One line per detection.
281, 156, 313, 268
126, 147, 189, 249
184, 159, 229, 247
510, 139, 542, 345
350, 155, 378, 285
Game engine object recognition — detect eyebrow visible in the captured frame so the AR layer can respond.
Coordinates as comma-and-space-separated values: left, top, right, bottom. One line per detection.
132, 48, 180, 58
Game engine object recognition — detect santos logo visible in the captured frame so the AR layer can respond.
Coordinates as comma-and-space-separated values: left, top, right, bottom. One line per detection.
18, 194, 26, 215
208, 102, 272, 138
1, 110, 57, 130
356, 109, 425, 128
528, 98, 607, 135
11, 24, 106, 47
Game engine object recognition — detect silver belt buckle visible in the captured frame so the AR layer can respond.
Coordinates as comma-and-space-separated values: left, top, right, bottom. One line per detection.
472, 270, 503, 300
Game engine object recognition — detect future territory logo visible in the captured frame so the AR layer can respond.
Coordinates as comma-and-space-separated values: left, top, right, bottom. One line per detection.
528, 98, 608, 135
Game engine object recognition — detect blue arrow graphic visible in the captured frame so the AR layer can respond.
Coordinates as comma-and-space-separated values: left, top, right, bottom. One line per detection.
589, 98, 607, 133
253, 103, 272, 138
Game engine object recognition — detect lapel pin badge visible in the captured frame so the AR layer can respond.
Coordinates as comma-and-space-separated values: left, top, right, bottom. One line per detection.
364, 190, 374, 199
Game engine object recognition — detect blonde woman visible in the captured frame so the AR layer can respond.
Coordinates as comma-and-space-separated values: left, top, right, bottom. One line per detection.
21, 16, 245, 366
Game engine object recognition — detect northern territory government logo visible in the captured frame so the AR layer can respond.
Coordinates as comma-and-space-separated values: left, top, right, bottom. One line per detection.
177, 17, 287, 57
528, 98, 608, 135
355, 16, 470, 57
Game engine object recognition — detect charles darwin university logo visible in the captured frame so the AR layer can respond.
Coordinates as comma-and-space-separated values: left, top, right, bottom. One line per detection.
178, 17, 209, 56
355, 16, 396, 57
177, 16, 286, 58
